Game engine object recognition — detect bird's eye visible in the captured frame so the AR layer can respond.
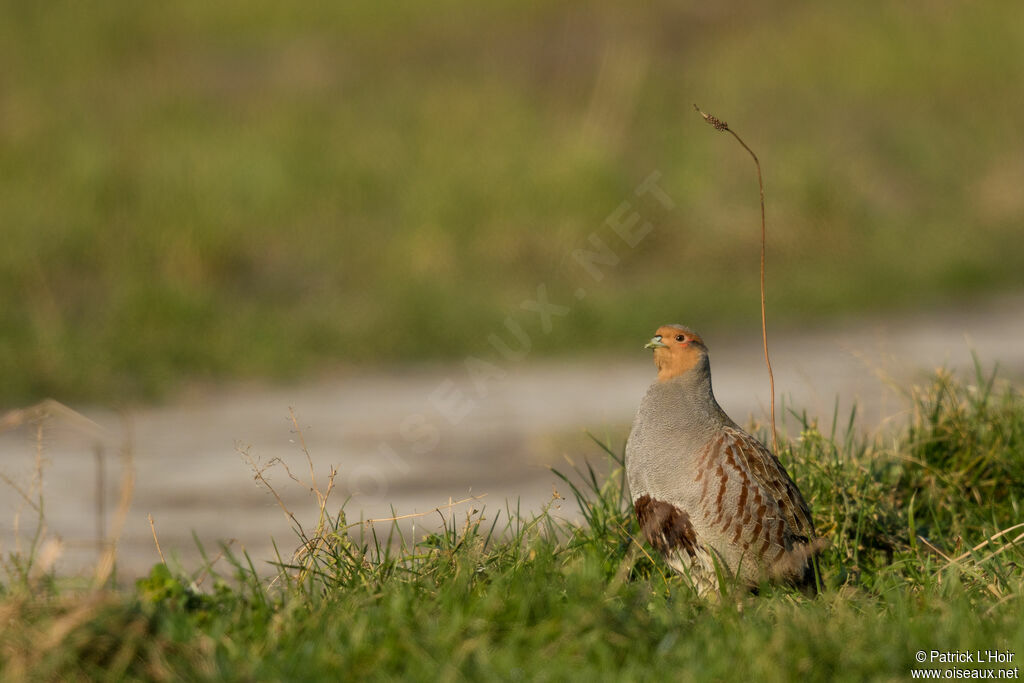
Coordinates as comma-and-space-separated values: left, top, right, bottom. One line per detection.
675, 334, 686, 342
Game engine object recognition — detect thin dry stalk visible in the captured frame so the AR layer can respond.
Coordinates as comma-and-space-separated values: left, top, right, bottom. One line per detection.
239, 414, 341, 581
287, 408, 336, 540
0, 470, 40, 513
949, 522, 1024, 566
237, 445, 306, 537
148, 514, 166, 566
694, 104, 779, 454
346, 494, 488, 531
0, 399, 108, 437
92, 418, 136, 589
289, 408, 318, 492
29, 423, 46, 562
94, 444, 106, 561
194, 540, 237, 587
1, 400, 120, 588
916, 535, 954, 563
0, 413, 51, 575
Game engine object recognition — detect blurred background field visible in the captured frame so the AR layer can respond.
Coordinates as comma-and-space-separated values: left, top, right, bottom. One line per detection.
2, 0, 1023, 406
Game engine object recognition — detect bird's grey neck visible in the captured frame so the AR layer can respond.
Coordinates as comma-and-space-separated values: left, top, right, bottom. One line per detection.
652, 365, 731, 430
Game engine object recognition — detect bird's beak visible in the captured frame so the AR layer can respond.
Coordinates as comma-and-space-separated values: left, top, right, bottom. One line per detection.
644, 337, 668, 350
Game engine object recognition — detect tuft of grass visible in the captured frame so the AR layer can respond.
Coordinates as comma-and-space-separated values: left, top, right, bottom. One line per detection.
2, 368, 1024, 679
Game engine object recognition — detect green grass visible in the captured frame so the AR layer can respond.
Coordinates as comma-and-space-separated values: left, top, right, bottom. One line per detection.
2, 368, 1023, 680
2, 1, 1024, 404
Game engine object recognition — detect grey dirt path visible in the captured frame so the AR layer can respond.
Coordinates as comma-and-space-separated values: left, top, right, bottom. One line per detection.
2, 294, 1022, 578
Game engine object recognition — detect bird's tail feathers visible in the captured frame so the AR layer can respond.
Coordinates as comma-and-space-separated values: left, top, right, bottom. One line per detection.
771, 536, 830, 586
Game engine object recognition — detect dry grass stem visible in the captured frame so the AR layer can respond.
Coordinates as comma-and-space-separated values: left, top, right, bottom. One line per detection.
148, 514, 166, 566
194, 540, 237, 587
0, 399, 108, 438
92, 419, 135, 589
240, 412, 342, 580
916, 535, 954, 563
693, 104, 779, 454
288, 408, 337, 540
347, 494, 489, 530
950, 522, 1024, 566
237, 445, 306, 537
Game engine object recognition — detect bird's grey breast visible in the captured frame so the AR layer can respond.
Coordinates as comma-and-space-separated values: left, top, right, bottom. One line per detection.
625, 380, 718, 505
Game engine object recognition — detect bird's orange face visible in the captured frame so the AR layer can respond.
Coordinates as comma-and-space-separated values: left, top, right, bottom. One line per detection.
645, 324, 707, 382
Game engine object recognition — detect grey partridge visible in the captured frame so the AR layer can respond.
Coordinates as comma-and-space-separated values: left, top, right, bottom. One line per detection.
625, 324, 825, 595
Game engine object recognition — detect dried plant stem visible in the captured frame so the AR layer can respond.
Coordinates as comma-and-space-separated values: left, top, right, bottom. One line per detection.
93, 421, 136, 589
148, 514, 166, 566
950, 521, 1024, 565
346, 494, 488, 530
94, 444, 106, 561
237, 445, 306, 537
0, 400, 117, 587
25, 423, 47, 573
694, 104, 779, 454
288, 407, 336, 538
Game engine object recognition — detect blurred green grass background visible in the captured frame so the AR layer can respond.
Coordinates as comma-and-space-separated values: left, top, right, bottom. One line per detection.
1, 1, 1022, 405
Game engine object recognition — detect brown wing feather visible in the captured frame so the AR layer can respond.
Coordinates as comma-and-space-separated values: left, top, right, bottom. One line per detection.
698, 425, 823, 584
723, 425, 815, 539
